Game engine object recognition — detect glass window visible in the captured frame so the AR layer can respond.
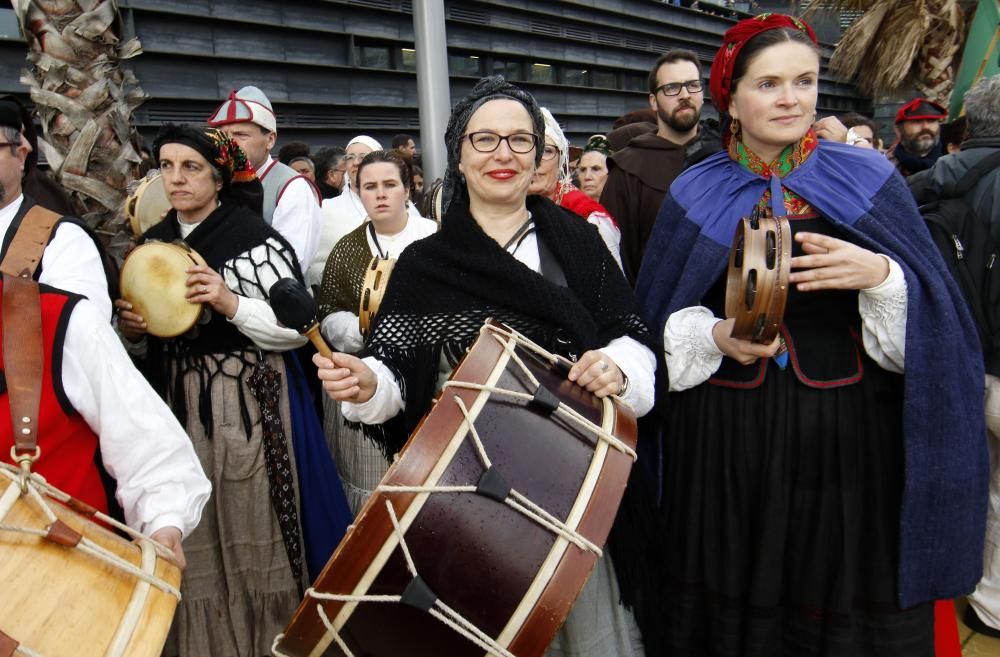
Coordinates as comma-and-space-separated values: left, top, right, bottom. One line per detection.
356, 45, 391, 69
400, 48, 417, 72
449, 54, 482, 77
529, 63, 554, 84
0, 9, 21, 41
624, 72, 647, 92
563, 67, 590, 87
491, 59, 521, 81
592, 69, 618, 89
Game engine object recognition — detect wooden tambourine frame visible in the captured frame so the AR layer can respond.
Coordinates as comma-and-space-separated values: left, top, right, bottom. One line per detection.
359, 256, 395, 338
724, 206, 791, 344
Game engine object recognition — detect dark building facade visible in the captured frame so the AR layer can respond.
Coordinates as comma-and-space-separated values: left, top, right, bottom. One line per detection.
0, 0, 869, 150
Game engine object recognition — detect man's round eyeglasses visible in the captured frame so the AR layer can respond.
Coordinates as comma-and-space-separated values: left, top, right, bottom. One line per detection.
463, 132, 538, 154
656, 80, 703, 97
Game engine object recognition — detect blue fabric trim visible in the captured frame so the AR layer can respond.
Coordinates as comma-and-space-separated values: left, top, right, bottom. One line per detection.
283, 352, 352, 581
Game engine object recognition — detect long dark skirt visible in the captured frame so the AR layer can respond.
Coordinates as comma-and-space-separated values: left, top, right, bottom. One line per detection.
659, 356, 934, 657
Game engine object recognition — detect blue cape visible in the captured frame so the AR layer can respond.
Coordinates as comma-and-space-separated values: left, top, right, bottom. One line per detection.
635, 140, 987, 608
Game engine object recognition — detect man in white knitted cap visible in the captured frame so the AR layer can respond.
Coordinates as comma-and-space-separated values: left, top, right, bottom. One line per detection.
208, 86, 321, 274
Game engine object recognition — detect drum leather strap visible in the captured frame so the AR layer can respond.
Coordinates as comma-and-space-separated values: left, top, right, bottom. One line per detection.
0, 204, 62, 280
0, 205, 64, 457
2, 273, 43, 455
0, 628, 18, 657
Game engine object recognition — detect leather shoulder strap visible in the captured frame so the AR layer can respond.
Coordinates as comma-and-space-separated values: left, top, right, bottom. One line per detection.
2, 273, 44, 453
0, 204, 61, 279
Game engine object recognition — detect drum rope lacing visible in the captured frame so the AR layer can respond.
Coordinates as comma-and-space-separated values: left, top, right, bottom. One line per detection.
272, 325, 633, 657
0, 463, 181, 657
272, 499, 518, 657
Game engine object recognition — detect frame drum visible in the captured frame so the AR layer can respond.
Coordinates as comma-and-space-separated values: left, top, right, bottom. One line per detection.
0, 462, 182, 657
358, 256, 395, 338
119, 241, 207, 338
125, 175, 171, 237
273, 321, 637, 657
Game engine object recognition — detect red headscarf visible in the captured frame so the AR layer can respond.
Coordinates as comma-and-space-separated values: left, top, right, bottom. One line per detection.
709, 13, 818, 114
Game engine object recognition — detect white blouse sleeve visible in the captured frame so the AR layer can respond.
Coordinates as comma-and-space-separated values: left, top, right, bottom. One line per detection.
585, 211, 623, 271
600, 336, 655, 417
222, 238, 308, 351
341, 356, 405, 425
62, 300, 211, 537
663, 306, 725, 391
320, 310, 365, 354
858, 256, 908, 373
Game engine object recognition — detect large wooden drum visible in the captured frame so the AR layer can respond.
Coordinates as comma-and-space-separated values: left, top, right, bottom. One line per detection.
124, 174, 171, 237
119, 241, 207, 338
273, 321, 637, 657
0, 461, 182, 657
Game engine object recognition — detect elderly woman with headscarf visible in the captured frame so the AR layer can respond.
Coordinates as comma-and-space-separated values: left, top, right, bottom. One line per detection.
313, 76, 655, 657
635, 15, 985, 656
577, 135, 612, 203
528, 107, 622, 268
115, 125, 351, 657
308, 135, 427, 288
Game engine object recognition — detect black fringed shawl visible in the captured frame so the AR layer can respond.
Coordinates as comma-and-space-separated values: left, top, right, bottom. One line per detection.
140, 203, 302, 434
360, 194, 650, 455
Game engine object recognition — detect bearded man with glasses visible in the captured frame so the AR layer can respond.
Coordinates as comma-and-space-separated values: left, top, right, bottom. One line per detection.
600, 49, 722, 285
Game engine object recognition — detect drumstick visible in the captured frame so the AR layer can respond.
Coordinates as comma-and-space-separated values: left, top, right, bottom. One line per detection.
268, 278, 333, 359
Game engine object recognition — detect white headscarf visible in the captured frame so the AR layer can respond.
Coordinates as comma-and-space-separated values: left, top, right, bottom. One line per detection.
540, 107, 571, 186
342, 135, 384, 192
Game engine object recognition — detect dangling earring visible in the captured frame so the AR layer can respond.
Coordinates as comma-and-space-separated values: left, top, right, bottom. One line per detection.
730, 118, 740, 138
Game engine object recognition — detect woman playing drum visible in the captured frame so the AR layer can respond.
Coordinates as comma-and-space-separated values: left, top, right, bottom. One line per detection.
115, 125, 351, 657
635, 15, 986, 656
314, 76, 656, 657
316, 148, 436, 514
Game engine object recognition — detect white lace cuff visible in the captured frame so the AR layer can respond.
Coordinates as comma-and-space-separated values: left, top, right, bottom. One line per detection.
859, 256, 907, 373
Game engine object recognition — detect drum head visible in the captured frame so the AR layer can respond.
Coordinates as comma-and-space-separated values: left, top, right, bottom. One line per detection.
126, 175, 171, 237
120, 242, 205, 338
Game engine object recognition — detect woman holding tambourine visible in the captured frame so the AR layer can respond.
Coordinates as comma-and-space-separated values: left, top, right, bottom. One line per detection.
635, 15, 986, 656
315, 148, 436, 514
115, 125, 351, 657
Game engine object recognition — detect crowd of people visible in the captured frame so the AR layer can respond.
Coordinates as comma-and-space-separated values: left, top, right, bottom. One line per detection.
0, 10, 998, 657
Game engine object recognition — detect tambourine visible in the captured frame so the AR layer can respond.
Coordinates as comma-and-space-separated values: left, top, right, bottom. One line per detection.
359, 256, 396, 337
120, 241, 208, 338
125, 174, 171, 237
724, 206, 791, 344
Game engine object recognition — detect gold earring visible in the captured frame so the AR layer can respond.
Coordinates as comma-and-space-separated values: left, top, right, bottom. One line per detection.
730, 118, 740, 137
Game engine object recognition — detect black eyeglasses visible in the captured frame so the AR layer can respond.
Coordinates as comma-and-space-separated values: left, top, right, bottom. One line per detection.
463, 132, 538, 154
655, 80, 703, 96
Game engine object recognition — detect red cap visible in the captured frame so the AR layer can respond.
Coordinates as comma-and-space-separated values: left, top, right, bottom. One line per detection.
895, 98, 947, 124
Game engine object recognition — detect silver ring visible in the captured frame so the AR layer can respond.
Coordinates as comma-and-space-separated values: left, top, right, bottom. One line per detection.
599, 360, 608, 372
201, 285, 208, 293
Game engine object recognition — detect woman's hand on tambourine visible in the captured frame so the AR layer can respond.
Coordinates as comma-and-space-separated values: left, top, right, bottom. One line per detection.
712, 318, 782, 365
150, 526, 186, 571
115, 298, 148, 342
568, 350, 625, 398
788, 232, 889, 291
185, 265, 239, 319
313, 352, 378, 404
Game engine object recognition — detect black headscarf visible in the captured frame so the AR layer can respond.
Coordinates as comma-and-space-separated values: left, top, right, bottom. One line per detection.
441, 75, 546, 215
153, 124, 264, 215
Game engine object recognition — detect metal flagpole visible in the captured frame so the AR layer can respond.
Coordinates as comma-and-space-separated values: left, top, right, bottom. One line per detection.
413, 0, 451, 182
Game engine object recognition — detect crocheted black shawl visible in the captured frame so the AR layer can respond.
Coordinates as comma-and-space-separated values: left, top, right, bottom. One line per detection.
361, 194, 650, 455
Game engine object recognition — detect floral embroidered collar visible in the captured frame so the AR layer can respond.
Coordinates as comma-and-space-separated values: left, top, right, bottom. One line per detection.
728, 128, 819, 178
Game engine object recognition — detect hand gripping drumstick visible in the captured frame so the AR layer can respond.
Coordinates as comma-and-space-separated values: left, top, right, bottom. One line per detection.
268, 278, 333, 358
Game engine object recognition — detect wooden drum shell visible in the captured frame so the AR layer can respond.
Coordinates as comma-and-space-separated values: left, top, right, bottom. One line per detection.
0, 474, 181, 657
274, 322, 637, 657
119, 241, 207, 339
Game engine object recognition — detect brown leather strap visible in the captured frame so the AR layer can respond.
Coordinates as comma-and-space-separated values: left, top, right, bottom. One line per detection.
0, 204, 61, 279
66, 496, 99, 518
0, 628, 18, 657
2, 273, 44, 453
